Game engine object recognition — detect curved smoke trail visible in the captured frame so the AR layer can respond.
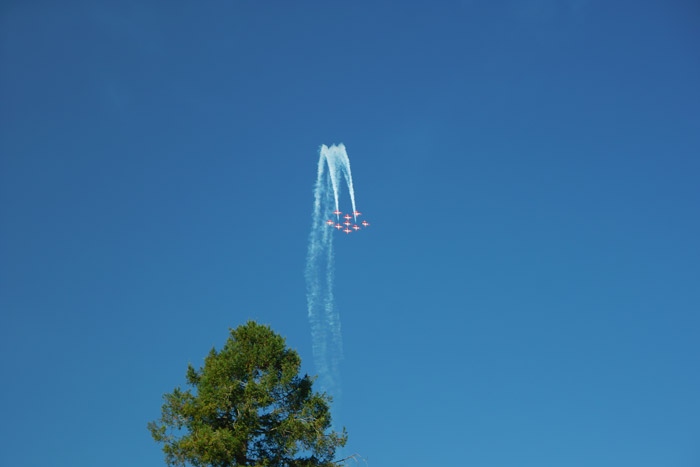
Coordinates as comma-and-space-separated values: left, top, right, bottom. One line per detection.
305, 144, 357, 403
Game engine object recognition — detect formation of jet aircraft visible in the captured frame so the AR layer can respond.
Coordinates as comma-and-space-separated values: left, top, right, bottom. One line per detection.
326, 210, 370, 235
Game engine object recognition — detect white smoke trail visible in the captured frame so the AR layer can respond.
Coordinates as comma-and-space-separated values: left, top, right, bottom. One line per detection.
305, 144, 357, 402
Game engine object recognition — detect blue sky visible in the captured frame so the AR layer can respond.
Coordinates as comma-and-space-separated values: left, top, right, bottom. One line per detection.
1, 1, 699, 466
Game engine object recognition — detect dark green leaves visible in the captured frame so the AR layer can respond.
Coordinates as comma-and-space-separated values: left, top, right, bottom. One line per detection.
149, 321, 347, 467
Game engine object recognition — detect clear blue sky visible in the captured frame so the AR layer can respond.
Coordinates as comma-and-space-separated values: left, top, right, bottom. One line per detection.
1, 1, 699, 466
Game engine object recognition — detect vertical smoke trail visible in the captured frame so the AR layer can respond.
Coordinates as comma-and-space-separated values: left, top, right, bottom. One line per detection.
305, 144, 356, 403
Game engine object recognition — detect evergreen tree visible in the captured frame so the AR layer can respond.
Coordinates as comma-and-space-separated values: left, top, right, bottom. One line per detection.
149, 321, 347, 466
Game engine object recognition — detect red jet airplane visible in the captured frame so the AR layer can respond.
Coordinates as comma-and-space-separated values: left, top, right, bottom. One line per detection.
352, 225, 361, 231
361, 220, 370, 227
343, 214, 352, 221
343, 228, 352, 234
326, 219, 335, 226
334, 224, 343, 230
333, 209, 342, 217
353, 210, 362, 217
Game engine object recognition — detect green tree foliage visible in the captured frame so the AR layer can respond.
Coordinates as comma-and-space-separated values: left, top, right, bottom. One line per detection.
148, 321, 347, 467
